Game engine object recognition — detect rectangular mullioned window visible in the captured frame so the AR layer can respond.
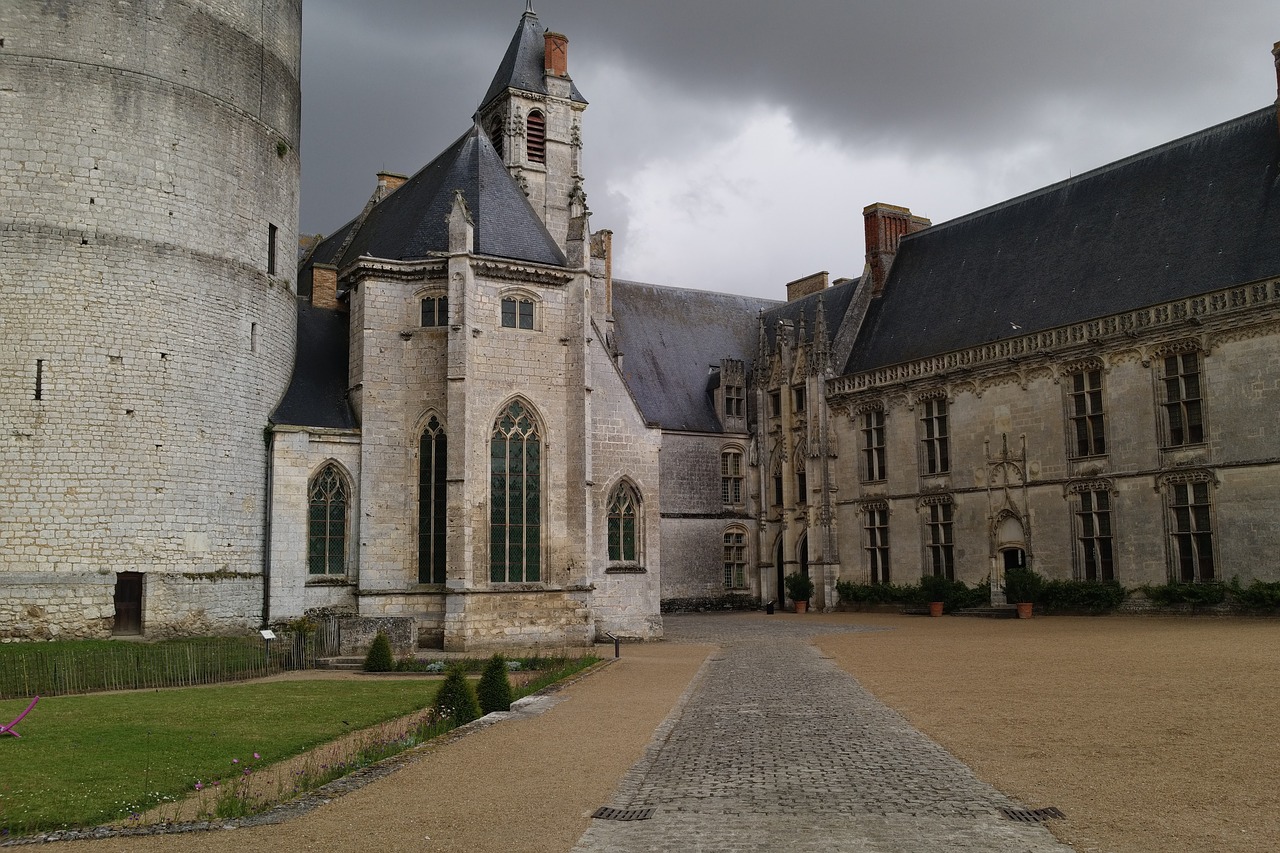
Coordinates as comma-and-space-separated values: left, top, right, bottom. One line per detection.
865, 505, 890, 584
1068, 369, 1106, 457
501, 296, 534, 330
861, 410, 887, 482
1170, 482, 1214, 582
1076, 489, 1114, 582
925, 501, 955, 580
1162, 353, 1204, 446
919, 398, 949, 475
421, 295, 449, 327
724, 384, 745, 419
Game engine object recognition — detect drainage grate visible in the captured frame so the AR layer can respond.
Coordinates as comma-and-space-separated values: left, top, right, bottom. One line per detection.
592, 806, 656, 822
1001, 806, 1066, 823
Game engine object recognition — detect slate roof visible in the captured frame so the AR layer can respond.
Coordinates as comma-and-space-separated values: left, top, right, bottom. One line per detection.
270, 302, 357, 430
761, 277, 861, 349
304, 126, 566, 273
848, 106, 1280, 373
612, 280, 778, 432
480, 8, 587, 111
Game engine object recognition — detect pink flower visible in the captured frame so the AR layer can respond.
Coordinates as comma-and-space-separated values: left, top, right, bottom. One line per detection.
194, 781, 204, 791
252, 752, 260, 760
232, 758, 239, 764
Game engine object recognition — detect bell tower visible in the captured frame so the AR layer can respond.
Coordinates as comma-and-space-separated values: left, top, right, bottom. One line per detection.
476, 3, 589, 252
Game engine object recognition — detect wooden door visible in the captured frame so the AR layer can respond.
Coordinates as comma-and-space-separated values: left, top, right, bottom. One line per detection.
113, 572, 143, 635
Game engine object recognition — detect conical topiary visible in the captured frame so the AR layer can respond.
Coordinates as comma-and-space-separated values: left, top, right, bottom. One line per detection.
476, 653, 514, 714
432, 665, 481, 726
363, 630, 394, 672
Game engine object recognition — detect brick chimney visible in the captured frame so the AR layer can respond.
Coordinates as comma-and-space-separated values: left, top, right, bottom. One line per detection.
545, 31, 569, 77
311, 263, 339, 309
863, 203, 930, 297
375, 171, 407, 201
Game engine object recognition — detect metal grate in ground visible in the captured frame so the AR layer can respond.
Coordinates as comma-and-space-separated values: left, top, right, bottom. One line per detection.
592, 806, 656, 822
1000, 806, 1066, 823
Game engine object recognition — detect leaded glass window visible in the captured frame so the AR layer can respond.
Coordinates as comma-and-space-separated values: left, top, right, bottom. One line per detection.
418, 417, 447, 584
308, 464, 347, 576
723, 528, 747, 588
491, 401, 541, 582
607, 482, 640, 563
1163, 353, 1204, 446
721, 449, 744, 506
1171, 481, 1214, 582
926, 501, 955, 580
1069, 369, 1107, 457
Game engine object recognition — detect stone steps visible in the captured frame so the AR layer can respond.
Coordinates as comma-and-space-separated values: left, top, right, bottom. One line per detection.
953, 605, 1020, 619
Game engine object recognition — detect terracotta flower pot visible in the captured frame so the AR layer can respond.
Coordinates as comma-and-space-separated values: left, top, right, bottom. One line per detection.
929, 601, 944, 617
1017, 602, 1033, 619
795, 600, 807, 614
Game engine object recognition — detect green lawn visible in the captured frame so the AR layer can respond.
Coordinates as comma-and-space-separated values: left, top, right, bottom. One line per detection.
0, 680, 439, 835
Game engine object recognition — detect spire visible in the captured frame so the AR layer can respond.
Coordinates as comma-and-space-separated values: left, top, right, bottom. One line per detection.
525, 0, 535, 13
479, 7, 587, 111
811, 295, 832, 375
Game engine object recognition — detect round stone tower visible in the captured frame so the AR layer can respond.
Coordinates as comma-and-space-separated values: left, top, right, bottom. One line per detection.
0, 1, 301, 639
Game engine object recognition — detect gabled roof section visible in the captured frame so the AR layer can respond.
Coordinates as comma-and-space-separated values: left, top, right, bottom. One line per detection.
324, 126, 566, 269
761, 277, 861, 350
612, 280, 779, 432
848, 106, 1280, 373
270, 302, 357, 430
479, 8, 587, 110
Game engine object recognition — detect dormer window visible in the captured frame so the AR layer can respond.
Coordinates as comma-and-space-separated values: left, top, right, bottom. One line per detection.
724, 384, 744, 419
526, 110, 546, 164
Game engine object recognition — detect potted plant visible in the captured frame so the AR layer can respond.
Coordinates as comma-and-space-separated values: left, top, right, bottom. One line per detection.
784, 572, 814, 614
1003, 565, 1041, 619
919, 573, 950, 617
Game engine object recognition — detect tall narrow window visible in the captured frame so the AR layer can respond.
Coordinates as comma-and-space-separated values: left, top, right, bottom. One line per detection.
920, 397, 950, 475
769, 390, 781, 417
865, 504, 890, 584
723, 528, 747, 588
418, 417, 448, 584
795, 454, 808, 505
1170, 481, 1214, 582
1077, 489, 1114, 582
526, 110, 546, 164
1162, 353, 1204, 446
501, 296, 535, 330
308, 464, 347, 575
1069, 369, 1106, 457
608, 482, 640, 563
490, 401, 541, 582
926, 501, 955, 579
268, 223, 278, 275
793, 385, 806, 413
721, 449, 744, 506
421, 295, 449, 327
862, 409, 887, 482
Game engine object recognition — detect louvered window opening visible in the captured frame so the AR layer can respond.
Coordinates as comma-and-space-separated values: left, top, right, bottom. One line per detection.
491, 401, 541, 582
419, 417, 447, 584
526, 111, 546, 164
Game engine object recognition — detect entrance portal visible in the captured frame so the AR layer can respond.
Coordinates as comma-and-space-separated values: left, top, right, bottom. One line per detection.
1003, 548, 1027, 571
774, 538, 785, 607
113, 572, 143, 635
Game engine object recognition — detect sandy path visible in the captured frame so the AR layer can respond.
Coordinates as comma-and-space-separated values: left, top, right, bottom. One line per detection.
813, 613, 1280, 853
35, 643, 712, 853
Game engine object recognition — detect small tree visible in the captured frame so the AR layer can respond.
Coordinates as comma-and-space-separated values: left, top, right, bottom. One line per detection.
476, 653, 514, 714
784, 572, 814, 602
432, 665, 481, 726
363, 630, 394, 672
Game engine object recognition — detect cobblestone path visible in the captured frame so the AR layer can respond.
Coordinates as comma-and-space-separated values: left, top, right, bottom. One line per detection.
573, 614, 1073, 852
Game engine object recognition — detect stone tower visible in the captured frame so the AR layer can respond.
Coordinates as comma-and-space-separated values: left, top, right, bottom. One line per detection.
476, 3, 589, 251
0, 1, 302, 639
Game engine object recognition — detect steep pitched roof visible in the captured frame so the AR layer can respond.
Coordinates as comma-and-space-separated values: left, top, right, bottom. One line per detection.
848, 106, 1280, 373
761, 277, 861, 350
270, 302, 357, 430
612, 280, 778, 432
323, 126, 565, 268
480, 8, 587, 110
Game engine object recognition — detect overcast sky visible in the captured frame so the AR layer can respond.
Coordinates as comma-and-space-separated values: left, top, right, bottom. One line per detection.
301, 1, 1278, 299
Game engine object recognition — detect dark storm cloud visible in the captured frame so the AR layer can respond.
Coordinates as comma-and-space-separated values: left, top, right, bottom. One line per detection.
301, 1, 1276, 289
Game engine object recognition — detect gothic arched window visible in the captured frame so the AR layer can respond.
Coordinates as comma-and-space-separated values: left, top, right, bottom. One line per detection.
308, 464, 348, 576
608, 482, 641, 563
490, 401, 541, 582
418, 417, 447, 584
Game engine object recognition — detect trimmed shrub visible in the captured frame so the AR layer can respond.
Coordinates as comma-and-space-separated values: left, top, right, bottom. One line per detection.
432, 665, 481, 726
784, 572, 814, 602
1003, 566, 1043, 604
363, 631, 394, 673
1141, 581, 1227, 607
1229, 578, 1280, 608
476, 653, 514, 714
1038, 579, 1127, 611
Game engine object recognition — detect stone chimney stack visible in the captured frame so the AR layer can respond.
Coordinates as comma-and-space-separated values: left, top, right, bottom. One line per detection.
375, 171, 407, 202
545, 31, 569, 77
863, 203, 930, 297
786, 271, 829, 302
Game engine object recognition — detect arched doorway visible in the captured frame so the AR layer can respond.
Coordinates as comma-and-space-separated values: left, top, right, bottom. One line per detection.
1002, 548, 1027, 571
774, 536, 785, 607
798, 532, 810, 579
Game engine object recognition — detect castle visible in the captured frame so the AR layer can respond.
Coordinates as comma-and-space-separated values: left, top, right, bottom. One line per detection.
4, 3, 1280, 649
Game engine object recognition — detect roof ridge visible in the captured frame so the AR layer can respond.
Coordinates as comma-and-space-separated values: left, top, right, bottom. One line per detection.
908, 106, 1275, 242
614, 277, 783, 305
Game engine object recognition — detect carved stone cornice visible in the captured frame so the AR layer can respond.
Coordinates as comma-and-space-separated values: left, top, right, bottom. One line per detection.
342, 257, 448, 285
472, 259, 576, 286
